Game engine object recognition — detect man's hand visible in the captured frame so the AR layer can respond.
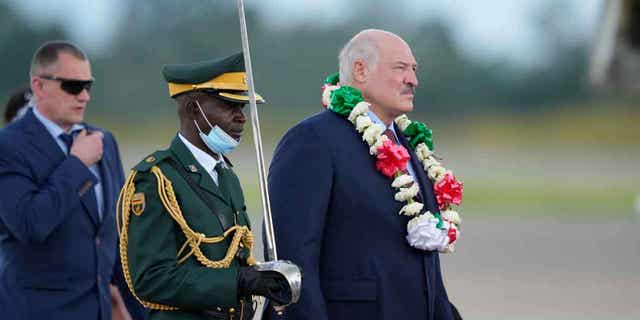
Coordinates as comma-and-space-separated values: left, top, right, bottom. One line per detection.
237, 264, 294, 306
110, 284, 132, 320
70, 129, 103, 166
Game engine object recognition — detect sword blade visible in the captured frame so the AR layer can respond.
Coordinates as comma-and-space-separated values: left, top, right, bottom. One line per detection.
236, 0, 278, 261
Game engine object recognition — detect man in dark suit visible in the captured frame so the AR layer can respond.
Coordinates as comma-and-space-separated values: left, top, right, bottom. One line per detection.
0, 41, 144, 320
268, 29, 462, 319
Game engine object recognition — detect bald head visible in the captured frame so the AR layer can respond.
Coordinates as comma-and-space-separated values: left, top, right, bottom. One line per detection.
338, 29, 418, 125
338, 29, 409, 85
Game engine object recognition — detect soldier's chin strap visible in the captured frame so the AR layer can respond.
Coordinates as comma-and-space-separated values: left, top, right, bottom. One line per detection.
116, 167, 256, 311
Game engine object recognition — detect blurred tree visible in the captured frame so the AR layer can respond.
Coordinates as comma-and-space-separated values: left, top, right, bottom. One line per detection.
0, 0, 613, 123
0, 1, 65, 100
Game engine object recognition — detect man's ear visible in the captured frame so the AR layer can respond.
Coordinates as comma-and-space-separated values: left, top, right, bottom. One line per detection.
353, 60, 368, 83
30, 77, 44, 97
186, 99, 200, 119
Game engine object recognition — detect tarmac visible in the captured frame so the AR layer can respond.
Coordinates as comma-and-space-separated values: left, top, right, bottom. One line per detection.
441, 217, 640, 319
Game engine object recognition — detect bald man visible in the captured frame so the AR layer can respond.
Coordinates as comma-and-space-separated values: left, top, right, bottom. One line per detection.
267, 29, 462, 319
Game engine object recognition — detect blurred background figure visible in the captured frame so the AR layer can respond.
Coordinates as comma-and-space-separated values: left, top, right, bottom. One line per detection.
589, 0, 640, 89
0, 1, 638, 319
3, 86, 31, 123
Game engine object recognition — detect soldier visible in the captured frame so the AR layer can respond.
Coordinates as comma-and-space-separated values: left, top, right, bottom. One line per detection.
118, 53, 295, 320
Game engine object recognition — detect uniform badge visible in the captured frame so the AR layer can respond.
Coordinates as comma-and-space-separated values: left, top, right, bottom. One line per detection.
131, 193, 146, 216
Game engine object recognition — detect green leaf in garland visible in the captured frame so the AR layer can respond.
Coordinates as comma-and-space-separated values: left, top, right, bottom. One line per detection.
434, 212, 445, 229
403, 121, 434, 150
329, 86, 363, 117
325, 72, 340, 85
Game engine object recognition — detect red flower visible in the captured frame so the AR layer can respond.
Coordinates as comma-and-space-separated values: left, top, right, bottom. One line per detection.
447, 227, 458, 243
375, 140, 410, 178
433, 172, 463, 209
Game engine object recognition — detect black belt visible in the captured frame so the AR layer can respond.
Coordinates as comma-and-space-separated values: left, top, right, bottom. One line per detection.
201, 299, 255, 320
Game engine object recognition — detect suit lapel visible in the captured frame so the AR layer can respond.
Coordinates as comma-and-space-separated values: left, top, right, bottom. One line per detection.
97, 137, 113, 225
23, 110, 100, 227
79, 186, 100, 227
169, 136, 230, 205
395, 123, 440, 214
23, 110, 66, 164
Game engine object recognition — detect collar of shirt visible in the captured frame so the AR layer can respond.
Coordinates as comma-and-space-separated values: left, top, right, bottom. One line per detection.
33, 105, 85, 137
367, 110, 398, 138
178, 133, 224, 174
33, 105, 85, 153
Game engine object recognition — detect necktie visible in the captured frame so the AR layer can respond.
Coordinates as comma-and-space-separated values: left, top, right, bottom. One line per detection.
383, 128, 423, 202
215, 162, 233, 202
60, 130, 101, 220
59, 132, 76, 151
59, 129, 83, 152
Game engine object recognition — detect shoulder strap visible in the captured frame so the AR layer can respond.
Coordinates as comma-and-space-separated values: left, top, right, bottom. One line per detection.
164, 157, 231, 231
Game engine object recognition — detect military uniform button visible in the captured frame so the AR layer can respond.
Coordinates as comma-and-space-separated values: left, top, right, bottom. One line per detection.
216, 307, 222, 312
145, 156, 156, 163
228, 307, 235, 313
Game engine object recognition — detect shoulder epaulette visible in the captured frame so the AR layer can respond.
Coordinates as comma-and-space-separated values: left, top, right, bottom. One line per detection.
133, 150, 171, 172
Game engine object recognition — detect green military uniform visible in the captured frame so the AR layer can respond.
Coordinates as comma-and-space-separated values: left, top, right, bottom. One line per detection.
118, 53, 265, 320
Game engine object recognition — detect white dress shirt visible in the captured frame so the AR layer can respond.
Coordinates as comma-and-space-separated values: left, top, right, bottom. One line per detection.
178, 133, 226, 186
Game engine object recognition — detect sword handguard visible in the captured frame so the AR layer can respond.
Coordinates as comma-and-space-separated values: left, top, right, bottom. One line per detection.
255, 260, 302, 306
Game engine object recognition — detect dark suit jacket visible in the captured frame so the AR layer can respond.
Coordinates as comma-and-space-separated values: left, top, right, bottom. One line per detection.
267, 110, 455, 320
0, 109, 145, 320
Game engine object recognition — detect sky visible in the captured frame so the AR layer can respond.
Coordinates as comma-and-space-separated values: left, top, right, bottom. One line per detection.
6, 0, 603, 67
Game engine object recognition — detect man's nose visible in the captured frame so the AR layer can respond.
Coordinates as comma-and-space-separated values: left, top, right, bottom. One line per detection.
235, 108, 247, 123
77, 88, 91, 102
405, 70, 418, 88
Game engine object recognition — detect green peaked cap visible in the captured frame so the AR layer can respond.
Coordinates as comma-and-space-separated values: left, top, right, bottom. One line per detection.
162, 52, 265, 103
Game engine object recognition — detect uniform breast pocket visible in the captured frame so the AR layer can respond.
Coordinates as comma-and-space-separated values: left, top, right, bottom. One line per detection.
324, 280, 379, 320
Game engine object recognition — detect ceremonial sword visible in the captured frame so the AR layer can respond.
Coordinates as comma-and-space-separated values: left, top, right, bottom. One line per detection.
235, 0, 301, 310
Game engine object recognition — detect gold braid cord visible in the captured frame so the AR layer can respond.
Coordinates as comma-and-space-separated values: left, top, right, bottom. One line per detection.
117, 166, 256, 311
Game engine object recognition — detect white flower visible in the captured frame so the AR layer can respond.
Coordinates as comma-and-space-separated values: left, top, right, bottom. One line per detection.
395, 115, 411, 132
406, 213, 449, 251
355, 115, 374, 133
422, 156, 441, 171
440, 243, 455, 253
415, 143, 433, 161
362, 123, 385, 146
428, 166, 447, 181
348, 101, 370, 123
394, 182, 420, 202
369, 134, 389, 155
392, 174, 414, 188
399, 201, 424, 216
321, 85, 340, 107
441, 210, 461, 225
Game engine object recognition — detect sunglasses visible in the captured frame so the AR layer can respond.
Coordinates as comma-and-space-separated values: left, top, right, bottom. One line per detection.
39, 75, 94, 95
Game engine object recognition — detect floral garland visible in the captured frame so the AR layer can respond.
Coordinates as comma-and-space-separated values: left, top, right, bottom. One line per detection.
321, 73, 463, 253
